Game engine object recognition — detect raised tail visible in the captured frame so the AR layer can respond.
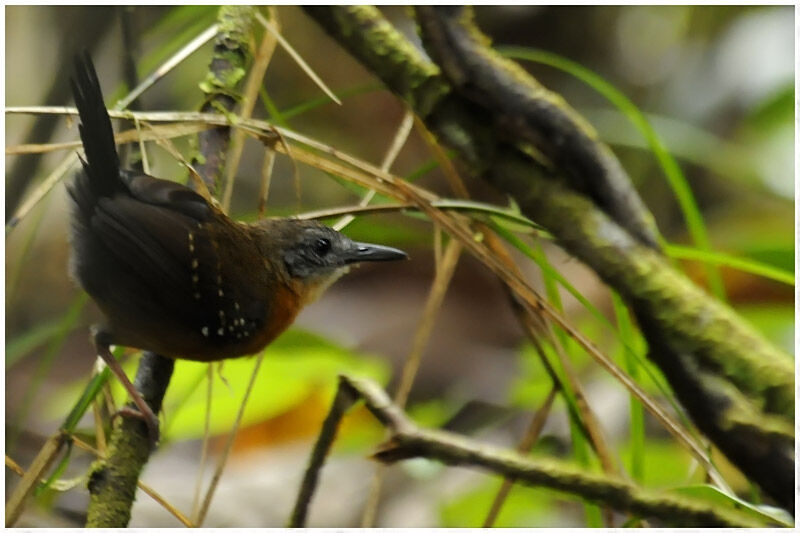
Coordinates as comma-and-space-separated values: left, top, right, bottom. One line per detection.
68, 51, 123, 214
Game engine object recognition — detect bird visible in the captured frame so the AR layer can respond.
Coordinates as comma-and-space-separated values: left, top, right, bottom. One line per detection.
67, 52, 407, 444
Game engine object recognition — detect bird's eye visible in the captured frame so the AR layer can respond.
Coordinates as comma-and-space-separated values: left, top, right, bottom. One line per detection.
314, 237, 331, 256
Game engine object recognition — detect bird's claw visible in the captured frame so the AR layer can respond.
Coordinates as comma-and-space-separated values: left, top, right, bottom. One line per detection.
111, 405, 161, 448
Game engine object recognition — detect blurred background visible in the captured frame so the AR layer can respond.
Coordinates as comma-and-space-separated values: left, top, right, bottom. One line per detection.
5, 5, 794, 527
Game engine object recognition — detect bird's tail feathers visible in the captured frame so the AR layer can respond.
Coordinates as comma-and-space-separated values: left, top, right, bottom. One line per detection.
70, 51, 122, 202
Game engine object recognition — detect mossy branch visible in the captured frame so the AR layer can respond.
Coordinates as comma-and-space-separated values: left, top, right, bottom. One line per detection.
291, 375, 764, 528
302, 5, 794, 509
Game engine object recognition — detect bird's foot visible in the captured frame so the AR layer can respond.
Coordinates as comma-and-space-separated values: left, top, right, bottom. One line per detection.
111, 405, 161, 448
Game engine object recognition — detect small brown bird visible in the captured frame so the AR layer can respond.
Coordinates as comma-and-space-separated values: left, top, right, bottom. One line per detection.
67, 53, 407, 443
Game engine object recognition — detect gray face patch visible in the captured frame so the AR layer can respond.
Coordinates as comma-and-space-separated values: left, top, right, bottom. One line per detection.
282, 226, 355, 279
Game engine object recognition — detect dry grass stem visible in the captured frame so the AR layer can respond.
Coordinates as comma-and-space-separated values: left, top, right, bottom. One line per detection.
483, 385, 557, 527
257, 148, 276, 216
196, 353, 266, 526
335, 109, 414, 231
222, 7, 280, 211
362, 238, 463, 526
117, 23, 220, 110
255, 12, 341, 105
5, 432, 68, 527
191, 365, 215, 523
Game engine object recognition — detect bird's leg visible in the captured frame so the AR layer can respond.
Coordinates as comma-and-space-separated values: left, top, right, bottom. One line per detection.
92, 327, 160, 446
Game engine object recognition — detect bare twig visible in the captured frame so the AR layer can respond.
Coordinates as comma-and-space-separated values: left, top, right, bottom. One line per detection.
5, 456, 25, 477
334, 109, 414, 231
257, 147, 276, 216
483, 386, 557, 527
288, 381, 360, 527
117, 23, 220, 110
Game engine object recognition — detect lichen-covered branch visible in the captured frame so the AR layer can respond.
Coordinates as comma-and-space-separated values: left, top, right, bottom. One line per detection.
295, 375, 764, 527
301, 5, 794, 510
193, 6, 255, 194
84, 7, 256, 526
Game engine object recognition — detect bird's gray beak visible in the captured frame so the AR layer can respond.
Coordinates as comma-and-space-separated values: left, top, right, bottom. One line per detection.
344, 242, 408, 264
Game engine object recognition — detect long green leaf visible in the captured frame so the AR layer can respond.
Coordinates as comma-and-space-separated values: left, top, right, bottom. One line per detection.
666, 243, 794, 285
6, 320, 64, 368
8, 293, 89, 451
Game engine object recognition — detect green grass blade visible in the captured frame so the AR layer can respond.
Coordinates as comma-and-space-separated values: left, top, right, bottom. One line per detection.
34, 440, 73, 497
499, 46, 726, 301
535, 241, 605, 526
492, 225, 696, 433
611, 292, 645, 482
666, 243, 794, 286
280, 83, 381, 120
61, 364, 112, 433
8, 293, 89, 452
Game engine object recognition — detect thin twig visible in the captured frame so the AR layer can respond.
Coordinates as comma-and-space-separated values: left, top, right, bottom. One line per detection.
483, 386, 557, 527
5, 456, 25, 477
288, 381, 360, 526
137, 482, 194, 528
117, 23, 220, 110
6, 154, 78, 231
257, 147, 276, 216
195, 353, 266, 526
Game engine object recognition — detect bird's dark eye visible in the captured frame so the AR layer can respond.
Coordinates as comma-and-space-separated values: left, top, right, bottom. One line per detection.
314, 237, 331, 256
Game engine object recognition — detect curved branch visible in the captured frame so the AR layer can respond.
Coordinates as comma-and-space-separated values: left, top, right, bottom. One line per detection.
293, 375, 765, 528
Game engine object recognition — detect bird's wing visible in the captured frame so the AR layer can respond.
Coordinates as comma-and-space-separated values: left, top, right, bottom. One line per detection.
120, 170, 212, 222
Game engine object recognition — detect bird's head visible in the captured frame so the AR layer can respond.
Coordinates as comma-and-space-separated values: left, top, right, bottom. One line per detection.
253, 218, 407, 304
